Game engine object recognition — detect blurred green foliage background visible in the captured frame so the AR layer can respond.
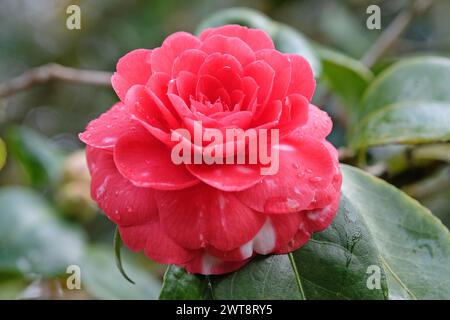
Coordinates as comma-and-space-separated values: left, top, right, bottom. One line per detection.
1, 0, 450, 299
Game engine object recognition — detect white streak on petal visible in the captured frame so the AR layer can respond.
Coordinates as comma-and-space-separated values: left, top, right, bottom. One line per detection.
202, 254, 220, 275
253, 218, 276, 254
240, 241, 254, 259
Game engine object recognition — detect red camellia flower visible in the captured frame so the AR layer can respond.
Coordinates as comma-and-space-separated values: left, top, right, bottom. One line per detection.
80, 25, 342, 274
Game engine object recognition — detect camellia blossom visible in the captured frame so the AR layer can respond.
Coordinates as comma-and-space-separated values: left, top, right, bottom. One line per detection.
80, 25, 342, 275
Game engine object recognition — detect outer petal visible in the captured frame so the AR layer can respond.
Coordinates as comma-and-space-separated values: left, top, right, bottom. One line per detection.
119, 223, 197, 264
86, 146, 157, 226
290, 104, 333, 140
199, 25, 275, 51
79, 102, 137, 150
184, 253, 249, 275
114, 125, 199, 190
111, 49, 152, 101
304, 193, 341, 232
278, 94, 309, 136
286, 54, 316, 100
156, 184, 266, 251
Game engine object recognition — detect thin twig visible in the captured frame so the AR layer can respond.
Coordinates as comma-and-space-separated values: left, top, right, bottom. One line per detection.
0, 63, 112, 98
362, 0, 435, 68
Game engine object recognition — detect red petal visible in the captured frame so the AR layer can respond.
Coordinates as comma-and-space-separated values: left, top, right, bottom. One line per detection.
114, 125, 199, 190
290, 104, 332, 140
201, 35, 255, 67
156, 184, 266, 251
187, 162, 264, 192
287, 54, 315, 100
146, 72, 173, 114
184, 253, 249, 275
216, 111, 253, 129
111, 49, 152, 101
236, 137, 335, 213
118, 223, 197, 264
172, 49, 207, 77
175, 71, 197, 103
279, 94, 309, 135
143, 223, 196, 264
126, 84, 179, 130
198, 52, 243, 76
125, 85, 174, 146
244, 60, 275, 107
304, 192, 341, 232
255, 49, 292, 101
79, 102, 137, 150
151, 32, 201, 74
196, 74, 230, 105
240, 213, 303, 255
86, 146, 157, 226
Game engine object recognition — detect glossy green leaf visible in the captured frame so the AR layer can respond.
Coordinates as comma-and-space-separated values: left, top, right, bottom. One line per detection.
317, 47, 373, 108
359, 57, 450, 119
159, 165, 450, 300
6, 126, 63, 188
0, 187, 86, 277
195, 7, 321, 75
114, 227, 135, 284
342, 165, 450, 299
351, 101, 450, 149
350, 57, 450, 150
81, 246, 161, 300
160, 265, 211, 300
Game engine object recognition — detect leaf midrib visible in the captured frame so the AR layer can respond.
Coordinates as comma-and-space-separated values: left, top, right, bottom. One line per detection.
288, 252, 306, 300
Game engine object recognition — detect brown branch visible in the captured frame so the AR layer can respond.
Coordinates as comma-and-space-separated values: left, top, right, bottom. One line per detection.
362, 0, 435, 68
0, 63, 112, 98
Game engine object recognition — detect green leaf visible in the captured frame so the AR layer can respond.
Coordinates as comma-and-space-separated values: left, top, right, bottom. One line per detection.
159, 165, 450, 300
6, 126, 63, 188
0, 137, 6, 171
359, 56, 450, 119
81, 245, 161, 300
351, 101, 450, 149
0, 187, 86, 277
0, 278, 28, 299
195, 7, 321, 76
114, 227, 135, 284
350, 57, 450, 150
160, 265, 211, 300
317, 47, 373, 108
